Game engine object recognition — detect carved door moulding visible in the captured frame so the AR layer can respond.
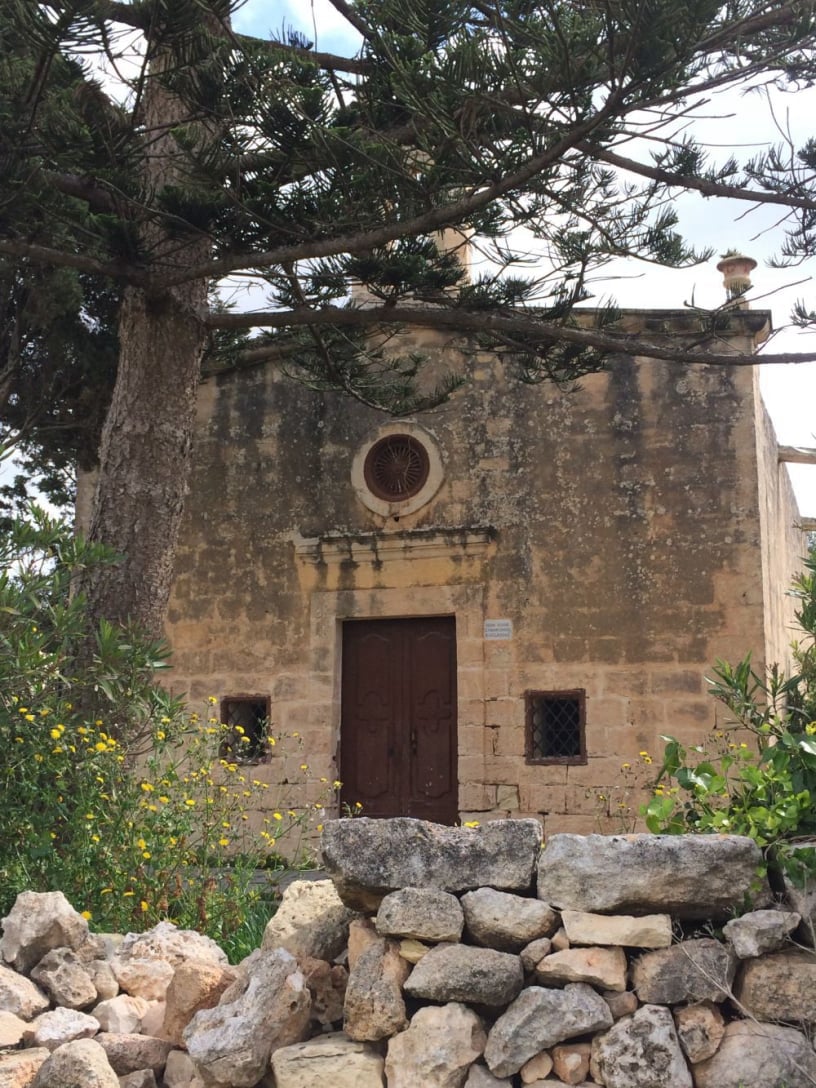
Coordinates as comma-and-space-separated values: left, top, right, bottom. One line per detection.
292, 527, 496, 567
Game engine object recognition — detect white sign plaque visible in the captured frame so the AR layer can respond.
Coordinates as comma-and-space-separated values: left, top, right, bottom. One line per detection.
484, 619, 513, 640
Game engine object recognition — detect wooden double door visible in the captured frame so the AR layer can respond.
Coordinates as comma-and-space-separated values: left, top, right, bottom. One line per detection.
340, 617, 458, 825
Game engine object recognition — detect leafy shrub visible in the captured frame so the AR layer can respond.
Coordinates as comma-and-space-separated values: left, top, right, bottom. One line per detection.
643, 553, 816, 882
0, 509, 328, 953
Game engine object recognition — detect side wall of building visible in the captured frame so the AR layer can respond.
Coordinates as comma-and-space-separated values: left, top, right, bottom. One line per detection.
753, 368, 806, 671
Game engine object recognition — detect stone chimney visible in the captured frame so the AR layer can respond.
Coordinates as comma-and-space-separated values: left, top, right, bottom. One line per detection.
716, 252, 757, 308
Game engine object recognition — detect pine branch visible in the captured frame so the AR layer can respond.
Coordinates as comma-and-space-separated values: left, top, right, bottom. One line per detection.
0, 239, 144, 284
584, 145, 816, 210
203, 303, 804, 368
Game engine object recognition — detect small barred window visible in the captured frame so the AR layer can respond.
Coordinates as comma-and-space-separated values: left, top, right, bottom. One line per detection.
525, 690, 586, 764
219, 696, 271, 763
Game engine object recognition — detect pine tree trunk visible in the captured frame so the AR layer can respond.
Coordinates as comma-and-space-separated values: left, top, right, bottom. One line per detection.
83, 280, 207, 639
80, 39, 214, 640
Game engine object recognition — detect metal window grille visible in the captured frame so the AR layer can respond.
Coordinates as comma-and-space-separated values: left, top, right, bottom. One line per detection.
363, 434, 430, 501
219, 696, 270, 762
525, 690, 586, 764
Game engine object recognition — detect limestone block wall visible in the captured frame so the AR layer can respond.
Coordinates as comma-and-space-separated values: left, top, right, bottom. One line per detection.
4, 823, 815, 1088
81, 306, 803, 833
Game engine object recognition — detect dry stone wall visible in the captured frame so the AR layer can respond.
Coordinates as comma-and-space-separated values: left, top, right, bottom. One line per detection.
1, 821, 816, 1088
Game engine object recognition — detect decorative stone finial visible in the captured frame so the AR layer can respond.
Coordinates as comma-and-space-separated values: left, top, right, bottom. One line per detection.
716, 251, 757, 307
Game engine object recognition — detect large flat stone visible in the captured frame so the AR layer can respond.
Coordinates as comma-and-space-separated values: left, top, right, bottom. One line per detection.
560, 911, 672, 948
534, 947, 627, 992
537, 834, 765, 919
321, 818, 542, 910
271, 1033, 384, 1088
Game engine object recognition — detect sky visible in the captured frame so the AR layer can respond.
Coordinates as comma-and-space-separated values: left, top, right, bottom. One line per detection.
233, 0, 816, 518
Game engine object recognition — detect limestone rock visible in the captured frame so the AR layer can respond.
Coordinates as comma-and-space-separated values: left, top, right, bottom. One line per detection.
560, 910, 672, 948
85, 961, 118, 1003
116, 925, 226, 971
463, 1064, 511, 1088
537, 834, 766, 919
590, 1004, 692, 1088
0, 1048, 50, 1088
519, 938, 552, 973
343, 938, 409, 1041
163, 1050, 205, 1088
0, 964, 49, 1020
261, 880, 357, 962
734, 949, 816, 1023
551, 1042, 591, 1085
461, 889, 558, 952
484, 984, 612, 1077
1, 893, 89, 974
91, 996, 148, 1035
403, 943, 524, 1008
384, 1002, 486, 1088
631, 938, 736, 1004
31, 1039, 119, 1088
162, 962, 238, 1046
520, 1051, 554, 1082
0, 1010, 27, 1047
398, 939, 429, 964
347, 919, 378, 971
322, 818, 542, 910
602, 989, 638, 1020
693, 1019, 816, 1088
271, 1032, 385, 1088
118, 1072, 157, 1088
25, 1008, 100, 1051
183, 948, 311, 1087
534, 947, 627, 992
301, 957, 347, 1026
722, 908, 800, 958
375, 888, 464, 943
111, 960, 174, 1003
550, 928, 569, 952
31, 949, 97, 1010
672, 1001, 724, 1063
95, 1033, 173, 1076
139, 1002, 165, 1038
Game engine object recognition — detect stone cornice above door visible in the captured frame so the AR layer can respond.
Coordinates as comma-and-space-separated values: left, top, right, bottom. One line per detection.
291, 527, 497, 590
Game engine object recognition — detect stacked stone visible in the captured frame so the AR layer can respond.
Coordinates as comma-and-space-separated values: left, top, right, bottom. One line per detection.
1, 821, 815, 1088
304, 819, 816, 1088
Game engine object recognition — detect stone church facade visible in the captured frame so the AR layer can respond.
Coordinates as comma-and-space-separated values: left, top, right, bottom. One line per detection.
89, 293, 806, 835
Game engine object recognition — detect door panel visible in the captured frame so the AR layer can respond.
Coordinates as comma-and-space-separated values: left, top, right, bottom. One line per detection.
341, 617, 458, 824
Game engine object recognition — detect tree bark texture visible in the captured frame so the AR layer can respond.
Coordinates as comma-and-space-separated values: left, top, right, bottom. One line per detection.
84, 282, 207, 639
81, 41, 213, 640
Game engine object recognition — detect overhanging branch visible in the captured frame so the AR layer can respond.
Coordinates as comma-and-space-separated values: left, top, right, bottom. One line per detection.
587, 144, 816, 211
0, 239, 145, 284
203, 303, 811, 367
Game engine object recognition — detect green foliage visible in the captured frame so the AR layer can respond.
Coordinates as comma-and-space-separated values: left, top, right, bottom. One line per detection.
2, 0, 816, 496
0, 510, 328, 953
643, 554, 816, 883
